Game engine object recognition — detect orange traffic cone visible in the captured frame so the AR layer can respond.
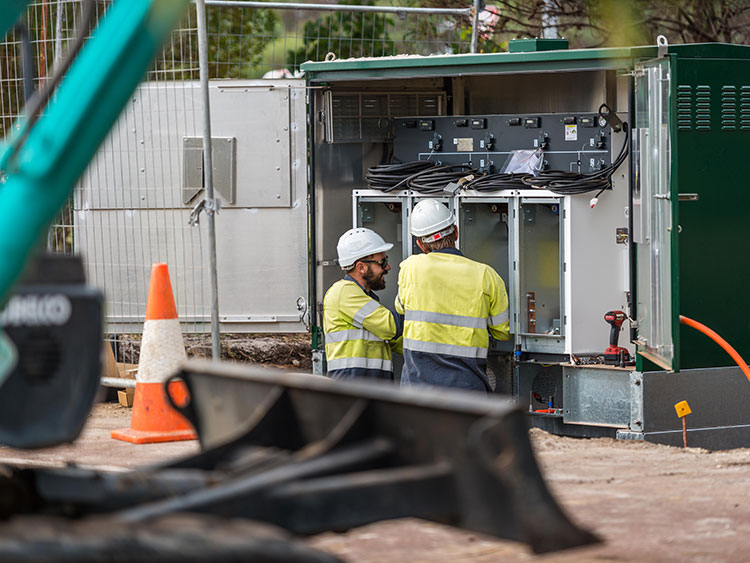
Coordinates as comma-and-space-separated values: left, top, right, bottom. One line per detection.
111, 263, 197, 444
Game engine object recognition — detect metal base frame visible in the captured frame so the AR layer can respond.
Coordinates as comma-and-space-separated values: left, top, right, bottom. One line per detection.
527, 364, 750, 450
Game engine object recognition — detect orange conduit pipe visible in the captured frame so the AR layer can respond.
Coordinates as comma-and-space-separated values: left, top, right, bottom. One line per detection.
679, 315, 750, 384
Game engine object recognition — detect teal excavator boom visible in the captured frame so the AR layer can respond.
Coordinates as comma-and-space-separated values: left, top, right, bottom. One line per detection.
0, 0, 190, 304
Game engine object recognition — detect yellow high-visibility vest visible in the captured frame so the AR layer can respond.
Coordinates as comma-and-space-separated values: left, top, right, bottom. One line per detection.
323, 277, 400, 380
396, 248, 510, 390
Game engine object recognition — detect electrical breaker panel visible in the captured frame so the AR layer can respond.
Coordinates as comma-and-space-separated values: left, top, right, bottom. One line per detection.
393, 113, 613, 174
351, 111, 630, 360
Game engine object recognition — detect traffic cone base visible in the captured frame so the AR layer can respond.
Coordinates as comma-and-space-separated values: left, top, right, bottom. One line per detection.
111, 381, 197, 444
110, 427, 196, 445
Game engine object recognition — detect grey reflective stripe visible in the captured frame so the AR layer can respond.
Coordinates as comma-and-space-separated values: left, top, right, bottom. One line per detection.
352, 299, 381, 328
327, 357, 393, 371
405, 310, 487, 329
325, 329, 382, 343
489, 309, 509, 326
403, 338, 488, 359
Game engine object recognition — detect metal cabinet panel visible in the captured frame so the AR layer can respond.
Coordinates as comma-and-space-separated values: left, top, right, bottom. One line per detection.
212, 84, 298, 207
565, 181, 632, 357
77, 82, 201, 210
77, 80, 302, 210
562, 366, 630, 427
459, 198, 513, 338
519, 198, 564, 354
75, 206, 309, 333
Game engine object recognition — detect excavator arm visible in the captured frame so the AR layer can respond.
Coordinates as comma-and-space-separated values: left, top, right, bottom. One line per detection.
0, 0, 190, 303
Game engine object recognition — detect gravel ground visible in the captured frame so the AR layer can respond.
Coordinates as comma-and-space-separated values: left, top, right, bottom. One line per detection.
311, 430, 750, 562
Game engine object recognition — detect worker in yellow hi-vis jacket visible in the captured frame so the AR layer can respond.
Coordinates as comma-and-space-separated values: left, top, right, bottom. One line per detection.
324, 228, 403, 381
396, 200, 510, 391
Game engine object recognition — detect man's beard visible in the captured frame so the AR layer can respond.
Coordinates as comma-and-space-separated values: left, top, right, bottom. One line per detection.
363, 267, 386, 291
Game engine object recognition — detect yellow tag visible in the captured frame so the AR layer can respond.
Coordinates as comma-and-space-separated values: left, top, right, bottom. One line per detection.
675, 400, 692, 418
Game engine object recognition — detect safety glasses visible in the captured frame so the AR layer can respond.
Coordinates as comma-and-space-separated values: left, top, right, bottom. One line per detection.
360, 257, 388, 268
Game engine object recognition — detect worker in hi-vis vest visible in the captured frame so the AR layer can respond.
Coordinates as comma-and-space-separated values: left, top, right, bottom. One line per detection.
396, 199, 511, 391
323, 228, 403, 380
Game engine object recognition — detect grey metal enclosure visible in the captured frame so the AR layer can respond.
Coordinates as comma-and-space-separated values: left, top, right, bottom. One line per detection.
75, 79, 309, 334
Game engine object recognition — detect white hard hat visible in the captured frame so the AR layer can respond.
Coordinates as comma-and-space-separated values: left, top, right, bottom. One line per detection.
410, 199, 455, 238
337, 228, 393, 269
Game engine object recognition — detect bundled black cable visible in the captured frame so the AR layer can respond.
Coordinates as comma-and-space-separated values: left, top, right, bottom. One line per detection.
521, 170, 606, 194
365, 160, 438, 192
521, 126, 630, 197
366, 126, 629, 198
405, 164, 478, 194
463, 172, 528, 192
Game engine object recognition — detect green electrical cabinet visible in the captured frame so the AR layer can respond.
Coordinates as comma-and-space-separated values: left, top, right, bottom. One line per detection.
302, 40, 750, 448
632, 45, 750, 375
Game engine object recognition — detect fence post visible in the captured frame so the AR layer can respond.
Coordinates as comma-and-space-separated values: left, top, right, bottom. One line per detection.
54, 0, 64, 68
195, 0, 222, 360
470, 0, 480, 53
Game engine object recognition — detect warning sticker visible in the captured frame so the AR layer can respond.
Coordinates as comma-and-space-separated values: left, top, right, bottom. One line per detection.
456, 138, 474, 152
565, 124, 578, 141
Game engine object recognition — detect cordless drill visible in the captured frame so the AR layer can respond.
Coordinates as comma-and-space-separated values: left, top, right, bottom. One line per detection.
604, 310, 631, 365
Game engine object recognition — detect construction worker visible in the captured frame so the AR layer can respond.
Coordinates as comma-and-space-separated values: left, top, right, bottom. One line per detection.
323, 228, 402, 381
396, 199, 510, 392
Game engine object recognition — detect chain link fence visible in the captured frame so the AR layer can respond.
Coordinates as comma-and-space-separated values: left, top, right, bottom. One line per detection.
0, 0, 475, 380
2, 1, 474, 114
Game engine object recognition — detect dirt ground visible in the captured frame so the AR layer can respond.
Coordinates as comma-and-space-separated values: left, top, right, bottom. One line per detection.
117, 333, 313, 370
1, 403, 750, 562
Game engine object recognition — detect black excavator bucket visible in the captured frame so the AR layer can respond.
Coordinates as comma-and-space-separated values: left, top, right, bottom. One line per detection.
165, 361, 598, 553
4, 361, 597, 555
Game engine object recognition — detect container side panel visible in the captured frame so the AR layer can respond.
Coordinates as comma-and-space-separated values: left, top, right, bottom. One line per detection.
74, 80, 309, 333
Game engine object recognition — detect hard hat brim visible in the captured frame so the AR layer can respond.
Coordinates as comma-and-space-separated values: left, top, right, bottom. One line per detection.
339, 242, 393, 268
410, 215, 455, 237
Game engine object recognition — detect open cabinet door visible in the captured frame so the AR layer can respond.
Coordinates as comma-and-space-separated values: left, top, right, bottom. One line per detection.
633, 57, 679, 371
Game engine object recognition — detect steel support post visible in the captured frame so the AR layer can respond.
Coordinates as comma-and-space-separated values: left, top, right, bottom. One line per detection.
195, 0, 221, 360
471, 0, 480, 53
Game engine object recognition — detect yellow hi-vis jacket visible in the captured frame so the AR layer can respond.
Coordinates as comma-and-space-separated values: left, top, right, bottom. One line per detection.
395, 248, 510, 391
323, 275, 402, 380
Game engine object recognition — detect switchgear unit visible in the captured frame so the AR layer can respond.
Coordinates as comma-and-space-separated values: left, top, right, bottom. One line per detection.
305, 41, 750, 448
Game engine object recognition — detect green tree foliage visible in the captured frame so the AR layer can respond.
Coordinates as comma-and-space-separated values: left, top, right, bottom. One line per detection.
422, 0, 749, 49
637, 0, 749, 44
155, 5, 278, 79
286, 1, 396, 67
401, 10, 479, 55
